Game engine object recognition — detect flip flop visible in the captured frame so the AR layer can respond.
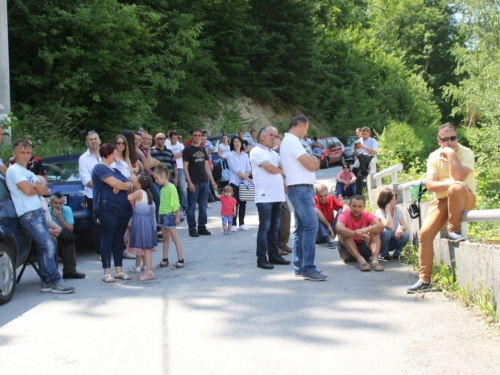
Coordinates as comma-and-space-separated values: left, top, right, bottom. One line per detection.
156, 258, 169, 268
370, 263, 385, 272
359, 262, 371, 272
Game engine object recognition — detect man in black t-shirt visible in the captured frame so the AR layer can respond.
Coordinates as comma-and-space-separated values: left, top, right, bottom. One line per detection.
182, 128, 218, 237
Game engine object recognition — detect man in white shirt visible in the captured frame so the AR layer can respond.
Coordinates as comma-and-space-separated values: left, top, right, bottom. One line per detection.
354, 126, 378, 194
250, 126, 290, 270
0, 125, 6, 176
167, 131, 187, 212
7, 138, 75, 294
78, 130, 102, 251
280, 116, 327, 281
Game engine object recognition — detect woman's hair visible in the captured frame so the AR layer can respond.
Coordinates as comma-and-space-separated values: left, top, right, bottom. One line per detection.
114, 134, 131, 165
223, 185, 234, 196
99, 143, 116, 159
153, 163, 171, 180
377, 188, 396, 209
230, 136, 243, 151
136, 173, 153, 205
121, 129, 138, 165
343, 162, 351, 170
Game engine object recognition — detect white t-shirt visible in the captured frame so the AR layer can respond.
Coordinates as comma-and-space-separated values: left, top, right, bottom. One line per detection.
375, 206, 404, 235
114, 156, 131, 178
250, 144, 285, 203
219, 143, 230, 159
6, 163, 42, 217
359, 137, 379, 156
280, 133, 316, 186
167, 142, 185, 169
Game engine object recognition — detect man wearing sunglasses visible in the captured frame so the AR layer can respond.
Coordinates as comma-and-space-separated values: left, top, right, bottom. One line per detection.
407, 123, 475, 293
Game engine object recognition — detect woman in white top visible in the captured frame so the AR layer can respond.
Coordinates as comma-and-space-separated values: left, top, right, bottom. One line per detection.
375, 188, 409, 260
218, 134, 231, 168
227, 136, 252, 231
114, 134, 137, 179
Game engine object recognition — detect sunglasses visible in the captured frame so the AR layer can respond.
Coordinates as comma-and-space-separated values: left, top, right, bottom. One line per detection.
116, 142, 126, 145
439, 135, 457, 142
156, 137, 166, 140
343, 166, 350, 169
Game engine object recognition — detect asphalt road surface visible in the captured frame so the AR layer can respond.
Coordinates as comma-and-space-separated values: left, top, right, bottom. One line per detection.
1, 166, 499, 375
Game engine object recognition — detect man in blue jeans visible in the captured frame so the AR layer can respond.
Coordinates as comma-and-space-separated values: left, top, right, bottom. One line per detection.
182, 128, 218, 237
280, 116, 327, 281
7, 138, 75, 294
250, 126, 290, 270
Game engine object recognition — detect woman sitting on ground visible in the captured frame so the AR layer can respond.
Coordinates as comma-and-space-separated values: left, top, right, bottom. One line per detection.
375, 188, 409, 261
335, 163, 356, 199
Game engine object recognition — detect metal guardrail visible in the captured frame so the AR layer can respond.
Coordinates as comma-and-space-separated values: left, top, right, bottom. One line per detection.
397, 178, 427, 203
372, 163, 403, 187
461, 209, 500, 240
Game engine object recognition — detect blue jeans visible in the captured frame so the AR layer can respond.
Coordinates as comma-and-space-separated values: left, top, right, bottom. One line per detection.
336, 182, 354, 197
316, 208, 342, 243
99, 210, 129, 269
380, 228, 409, 257
187, 182, 209, 232
256, 202, 282, 260
287, 185, 318, 275
19, 208, 62, 285
177, 169, 188, 211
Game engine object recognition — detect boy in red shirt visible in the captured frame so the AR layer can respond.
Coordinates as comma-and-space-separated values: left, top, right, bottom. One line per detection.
314, 184, 349, 248
336, 195, 384, 272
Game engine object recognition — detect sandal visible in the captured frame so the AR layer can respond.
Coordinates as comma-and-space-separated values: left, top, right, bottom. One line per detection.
370, 262, 385, 272
114, 272, 132, 280
278, 249, 288, 256
102, 274, 115, 283
359, 262, 371, 272
156, 258, 169, 269
137, 271, 155, 281
170, 259, 185, 270
282, 245, 293, 253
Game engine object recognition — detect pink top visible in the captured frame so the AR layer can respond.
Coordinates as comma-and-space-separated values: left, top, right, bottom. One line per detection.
337, 170, 354, 182
220, 196, 237, 216
338, 210, 377, 244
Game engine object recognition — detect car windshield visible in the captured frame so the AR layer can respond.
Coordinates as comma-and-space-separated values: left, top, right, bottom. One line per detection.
45, 161, 81, 183
339, 137, 357, 147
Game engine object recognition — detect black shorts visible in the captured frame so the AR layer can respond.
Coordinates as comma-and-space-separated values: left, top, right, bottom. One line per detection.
338, 239, 372, 262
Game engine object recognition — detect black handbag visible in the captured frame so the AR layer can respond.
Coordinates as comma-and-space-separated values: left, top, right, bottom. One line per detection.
407, 182, 427, 219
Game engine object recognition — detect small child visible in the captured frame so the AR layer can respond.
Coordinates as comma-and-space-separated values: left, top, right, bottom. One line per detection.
153, 164, 184, 270
127, 174, 157, 281
218, 185, 237, 235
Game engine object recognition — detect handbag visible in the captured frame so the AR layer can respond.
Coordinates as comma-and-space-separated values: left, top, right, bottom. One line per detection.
238, 182, 255, 201
407, 182, 427, 219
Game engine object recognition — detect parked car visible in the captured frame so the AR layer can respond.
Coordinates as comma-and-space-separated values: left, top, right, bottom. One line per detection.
317, 136, 346, 168
0, 176, 32, 305
207, 134, 223, 164
42, 154, 91, 236
338, 136, 359, 164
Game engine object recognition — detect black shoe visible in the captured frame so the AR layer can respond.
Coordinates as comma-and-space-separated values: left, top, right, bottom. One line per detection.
156, 230, 163, 239
63, 271, 86, 279
198, 228, 211, 235
406, 280, 431, 293
257, 258, 274, 269
189, 230, 199, 237
269, 256, 291, 265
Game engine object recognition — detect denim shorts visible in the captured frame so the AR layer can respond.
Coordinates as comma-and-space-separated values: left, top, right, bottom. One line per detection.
221, 215, 233, 226
158, 213, 177, 228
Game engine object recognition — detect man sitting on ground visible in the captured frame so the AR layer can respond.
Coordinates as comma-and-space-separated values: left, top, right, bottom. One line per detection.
335, 195, 384, 272
314, 184, 349, 249
49, 193, 86, 279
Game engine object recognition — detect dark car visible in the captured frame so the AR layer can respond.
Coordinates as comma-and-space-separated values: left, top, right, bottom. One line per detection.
316, 136, 346, 169
207, 134, 223, 164
0, 176, 32, 305
42, 154, 91, 236
338, 136, 359, 164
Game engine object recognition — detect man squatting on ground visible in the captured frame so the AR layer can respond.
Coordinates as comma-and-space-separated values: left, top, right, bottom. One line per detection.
280, 116, 328, 281
7, 138, 75, 294
250, 126, 290, 270
406, 123, 476, 293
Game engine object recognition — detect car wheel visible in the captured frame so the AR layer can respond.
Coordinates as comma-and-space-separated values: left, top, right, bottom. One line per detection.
0, 243, 16, 306
339, 155, 345, 165
324, 158, 330, 169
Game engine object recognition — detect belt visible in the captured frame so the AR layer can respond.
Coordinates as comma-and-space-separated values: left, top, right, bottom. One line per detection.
287, 184, 314, 189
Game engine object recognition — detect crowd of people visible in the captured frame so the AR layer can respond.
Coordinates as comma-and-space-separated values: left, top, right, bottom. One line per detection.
1, 116, 474, 293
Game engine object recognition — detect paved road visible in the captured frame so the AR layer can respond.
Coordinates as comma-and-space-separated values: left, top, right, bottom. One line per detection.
1, 166, 499, 374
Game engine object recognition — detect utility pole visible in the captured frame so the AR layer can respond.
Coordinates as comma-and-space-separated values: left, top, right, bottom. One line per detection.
0, 0, 11, 128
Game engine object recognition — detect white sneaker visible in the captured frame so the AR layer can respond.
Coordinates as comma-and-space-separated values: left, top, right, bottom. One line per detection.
231, 226, 238, 232
123, 250, 136, 259
130, 266, 142, 273
239, 225, 250, 231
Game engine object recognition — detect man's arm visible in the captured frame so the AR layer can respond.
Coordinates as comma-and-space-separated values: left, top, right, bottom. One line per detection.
52, 209, 74, 231
356, 143, 377, 156
356, 220, 384, 235
79, 159, 93, 188
297, 153, 320, 172
16, 180, 49, 196
336, 221, 354, 238
442, 147, 471, 182
260, 161, 284, 175
205, 161, 217, 188
315, 208, 334, 237
0, 164, 6, 177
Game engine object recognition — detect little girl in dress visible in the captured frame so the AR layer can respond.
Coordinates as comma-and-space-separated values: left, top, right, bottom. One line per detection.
127, 174, 157, 281
217, 185, 237, 235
